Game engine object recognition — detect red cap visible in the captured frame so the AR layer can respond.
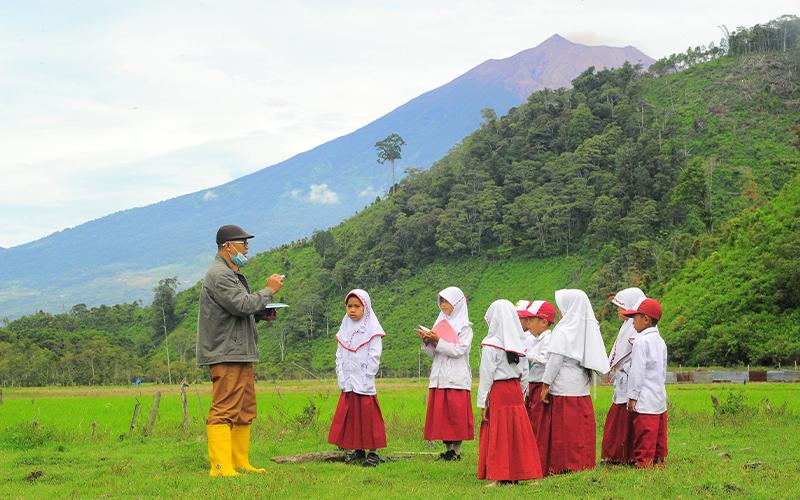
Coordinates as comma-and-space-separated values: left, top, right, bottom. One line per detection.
622, 298, 663, 321
515, 300, 556, 323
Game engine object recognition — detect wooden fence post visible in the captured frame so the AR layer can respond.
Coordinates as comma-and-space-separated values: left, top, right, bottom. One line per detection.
148, 391, 162, 433
129, 399, 141, 436
181, 382, 190, 428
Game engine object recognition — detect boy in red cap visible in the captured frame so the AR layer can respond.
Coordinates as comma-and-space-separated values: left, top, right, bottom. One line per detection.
515, 301, 556, 419
515, 300, 557, 468
622, 298, 668, 468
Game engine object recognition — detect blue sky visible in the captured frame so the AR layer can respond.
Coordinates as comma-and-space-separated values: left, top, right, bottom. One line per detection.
0, 0, 795, 247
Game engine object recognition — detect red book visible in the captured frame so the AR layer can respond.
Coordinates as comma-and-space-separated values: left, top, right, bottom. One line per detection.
432, 320, 459, 344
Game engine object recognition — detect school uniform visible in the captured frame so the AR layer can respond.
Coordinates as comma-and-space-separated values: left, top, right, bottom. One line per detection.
422, 292, 475, 443
524, 329, 551, 434
602, 287, 646, 464
627, 326, 668, 468
538, 289, 610, 475
328, 289, 387, 451
477, 300, 543, 482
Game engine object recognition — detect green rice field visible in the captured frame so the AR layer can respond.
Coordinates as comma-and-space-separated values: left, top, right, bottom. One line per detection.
1, 380, 799, 498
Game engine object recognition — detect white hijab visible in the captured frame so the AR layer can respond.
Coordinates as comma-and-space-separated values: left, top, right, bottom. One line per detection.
608, 287, 646, 370
335, 289, 385, 352
434, 286, 471, 334
480, 299, 526, 356
548, 289, 610, 374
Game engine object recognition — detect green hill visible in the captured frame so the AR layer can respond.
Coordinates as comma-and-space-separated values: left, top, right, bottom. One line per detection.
2, 19, 799, 385
661, 174, 800, 366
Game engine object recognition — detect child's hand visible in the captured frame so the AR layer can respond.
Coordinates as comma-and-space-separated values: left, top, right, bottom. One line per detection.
481, 407, 488, 422
426, 331, 440, 344
540, 385, 550, 404
627, 399, 637, 412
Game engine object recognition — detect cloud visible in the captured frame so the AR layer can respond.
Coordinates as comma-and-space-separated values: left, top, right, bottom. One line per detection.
202, 190, 218, 201
358, 186, 382, 199
308, 184, 340, 205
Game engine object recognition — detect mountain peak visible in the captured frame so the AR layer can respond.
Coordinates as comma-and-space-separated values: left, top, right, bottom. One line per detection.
540, 33, 571, 45
459, 34, 654, 99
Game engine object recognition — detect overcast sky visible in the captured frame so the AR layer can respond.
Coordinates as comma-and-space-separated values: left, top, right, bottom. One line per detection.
0, 1, 794, 248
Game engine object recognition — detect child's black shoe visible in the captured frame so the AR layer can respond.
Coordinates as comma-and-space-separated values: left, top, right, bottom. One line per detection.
442, 449, 461, 461
362, 452, 380, 467
347, 449, 366, 464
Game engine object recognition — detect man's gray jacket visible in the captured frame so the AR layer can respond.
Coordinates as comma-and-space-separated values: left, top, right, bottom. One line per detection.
196, 255, 273, 366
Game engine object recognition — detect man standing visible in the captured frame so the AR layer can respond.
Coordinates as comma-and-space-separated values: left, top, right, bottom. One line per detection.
197, 224, 284, 477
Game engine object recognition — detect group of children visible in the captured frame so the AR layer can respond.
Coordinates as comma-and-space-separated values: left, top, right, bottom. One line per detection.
327, 286, 668, 485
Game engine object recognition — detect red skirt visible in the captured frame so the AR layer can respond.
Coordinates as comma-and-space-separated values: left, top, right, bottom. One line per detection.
601, 403, 634, 463
632, 411, 668, 468
526, 383, 545, 433
424, 388, 475, 441
327, 391, 387, 450
525, 383, 547, 460
538, 394, 596, 475
477, 379, 543, 481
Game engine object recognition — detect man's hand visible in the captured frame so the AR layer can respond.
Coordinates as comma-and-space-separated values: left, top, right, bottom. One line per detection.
540, 384, 550, 404
266, 274, 284, 294
627, 399, 638, 412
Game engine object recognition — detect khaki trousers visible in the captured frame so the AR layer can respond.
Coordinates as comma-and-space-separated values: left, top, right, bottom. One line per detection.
206, 362, 257, 426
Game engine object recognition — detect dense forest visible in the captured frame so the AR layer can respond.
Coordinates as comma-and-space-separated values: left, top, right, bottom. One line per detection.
2, 17, 799, 385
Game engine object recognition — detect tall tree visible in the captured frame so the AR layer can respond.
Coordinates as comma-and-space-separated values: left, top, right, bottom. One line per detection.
152, 277, 178, 384
375, 133, 406, 194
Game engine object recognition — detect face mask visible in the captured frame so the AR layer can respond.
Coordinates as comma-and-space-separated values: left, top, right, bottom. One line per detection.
231, 250, 248, 267
226, 243, 249, 267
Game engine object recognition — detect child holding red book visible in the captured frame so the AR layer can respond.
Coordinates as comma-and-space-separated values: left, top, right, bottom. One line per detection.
418, 286, 475, 461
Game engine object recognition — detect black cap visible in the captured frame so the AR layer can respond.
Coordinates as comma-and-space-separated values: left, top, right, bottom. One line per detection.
216, 225, 254, 245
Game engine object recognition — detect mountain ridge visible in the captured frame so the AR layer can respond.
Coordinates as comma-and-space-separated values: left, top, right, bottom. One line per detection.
0, 35, 654, 318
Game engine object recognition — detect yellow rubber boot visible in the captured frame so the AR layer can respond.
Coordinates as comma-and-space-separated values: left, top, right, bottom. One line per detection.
207, 424, 240, 477
231, 424, 266, 473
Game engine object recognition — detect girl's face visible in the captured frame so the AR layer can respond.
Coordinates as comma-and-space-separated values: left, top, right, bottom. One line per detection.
617, 307, 627, 321
518, 316, 530, 332
346, 296, 365, 321
438, 297, 454, 316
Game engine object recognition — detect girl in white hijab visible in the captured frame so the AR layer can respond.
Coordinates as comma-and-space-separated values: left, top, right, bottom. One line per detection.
327, 289, 387, 467
538, 289, 610, 475
601, 287, 646, 464
418, 287, 474, 461
476, 300, 543, 486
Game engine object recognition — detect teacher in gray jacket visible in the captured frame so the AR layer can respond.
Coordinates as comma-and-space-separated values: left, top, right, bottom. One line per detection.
197, 224, 283, 477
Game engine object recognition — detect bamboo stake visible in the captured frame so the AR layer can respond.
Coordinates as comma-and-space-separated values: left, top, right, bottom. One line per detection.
129, 399, 141, 436
180, 382, 190, 428
92, 420, 97, 438
148, 391, 162, 433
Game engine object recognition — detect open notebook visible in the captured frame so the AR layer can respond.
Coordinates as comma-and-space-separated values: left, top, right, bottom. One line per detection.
431, 320, 459, 344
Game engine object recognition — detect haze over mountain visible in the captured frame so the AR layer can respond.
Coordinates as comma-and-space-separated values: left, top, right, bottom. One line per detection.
0, 35, 652, 318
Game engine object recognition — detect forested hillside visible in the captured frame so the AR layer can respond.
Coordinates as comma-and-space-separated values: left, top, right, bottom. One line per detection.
2, 18, 798, 385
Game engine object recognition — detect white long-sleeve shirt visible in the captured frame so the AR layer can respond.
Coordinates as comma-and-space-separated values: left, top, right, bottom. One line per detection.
335, 336, 382, 395
611, 357, 632, 404
524, 330, 551, 382
542, 353, 590, 396
477, 346, 527, 408
626, 327, 667, 414
422, 324, 473, 390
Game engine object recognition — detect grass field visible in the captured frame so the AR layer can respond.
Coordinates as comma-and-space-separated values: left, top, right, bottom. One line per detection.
1, 380, 799, 498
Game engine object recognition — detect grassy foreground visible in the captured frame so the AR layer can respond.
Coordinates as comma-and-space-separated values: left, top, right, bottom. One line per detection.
1, 381, 799, 498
